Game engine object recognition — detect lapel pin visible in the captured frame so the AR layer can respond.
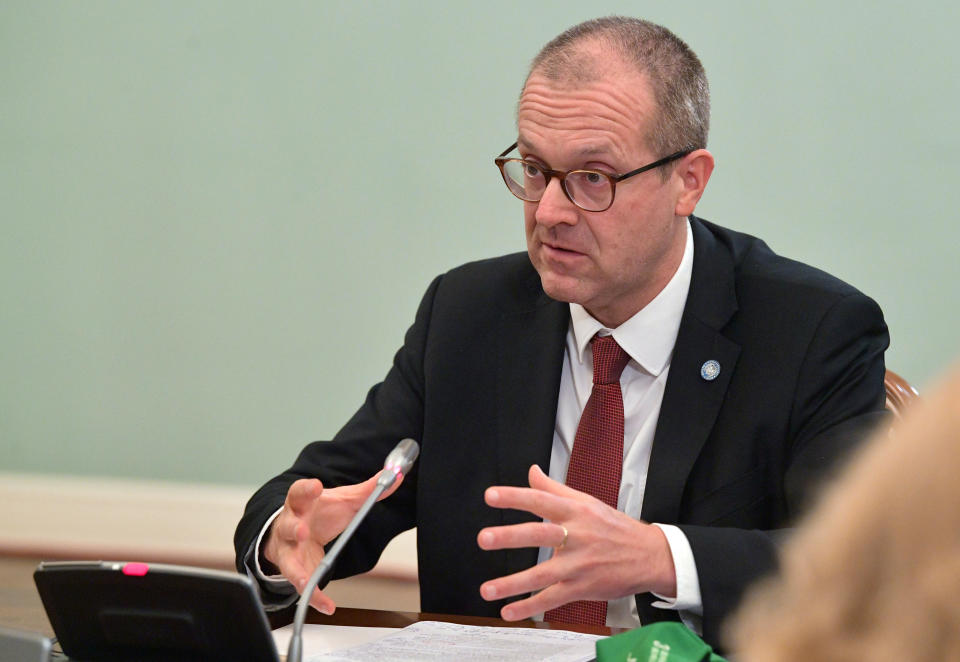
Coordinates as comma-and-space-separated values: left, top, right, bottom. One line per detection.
700, 359, 721, 381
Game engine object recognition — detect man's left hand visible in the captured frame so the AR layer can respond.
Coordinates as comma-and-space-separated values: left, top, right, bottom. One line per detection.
477, 464, 677, 621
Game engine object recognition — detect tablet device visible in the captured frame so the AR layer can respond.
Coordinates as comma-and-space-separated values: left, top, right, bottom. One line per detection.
34, 561, 279, 662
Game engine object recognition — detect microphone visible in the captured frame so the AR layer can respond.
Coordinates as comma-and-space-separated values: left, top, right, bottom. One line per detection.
286, 438, 420, 662
379, 438, 420, 488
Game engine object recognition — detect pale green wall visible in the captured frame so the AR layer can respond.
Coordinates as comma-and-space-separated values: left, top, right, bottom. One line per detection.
2, 1, 958, 485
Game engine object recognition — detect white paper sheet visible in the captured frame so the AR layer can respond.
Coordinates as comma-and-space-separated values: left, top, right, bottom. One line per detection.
274, 620, 603, 662
272, 623, 396, 659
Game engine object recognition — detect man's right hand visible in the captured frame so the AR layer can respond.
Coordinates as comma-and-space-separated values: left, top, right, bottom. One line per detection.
263, 471, 403, 614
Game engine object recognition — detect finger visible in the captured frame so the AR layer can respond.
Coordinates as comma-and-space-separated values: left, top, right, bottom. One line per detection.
527, 464, 589, 501
276, 554, 336, 616
337, 469, 405, 508
378, 469, 405, 500
365, 469, 406, 501
484, 484, 569, 522
479, 562, 559, 603
275, 553, 309, 592
500, 584, 575, 622
477, 521, 567, 551
307, 585, 336, 616
285, 479, 324, 514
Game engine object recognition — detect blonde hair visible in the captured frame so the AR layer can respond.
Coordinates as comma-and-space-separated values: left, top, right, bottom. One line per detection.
728, 366, 960, 661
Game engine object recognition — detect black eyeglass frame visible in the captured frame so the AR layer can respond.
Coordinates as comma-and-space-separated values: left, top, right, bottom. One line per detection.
494, 142, 695, 212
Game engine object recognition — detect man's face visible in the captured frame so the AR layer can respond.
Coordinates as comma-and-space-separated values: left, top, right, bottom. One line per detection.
518, 66, 689, 328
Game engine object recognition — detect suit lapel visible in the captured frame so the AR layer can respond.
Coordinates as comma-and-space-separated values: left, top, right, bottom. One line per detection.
640, 218, 741, 525
495, 265, 568, 577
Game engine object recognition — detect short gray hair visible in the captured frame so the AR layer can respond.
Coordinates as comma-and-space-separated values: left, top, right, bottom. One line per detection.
527, 17, 710, 158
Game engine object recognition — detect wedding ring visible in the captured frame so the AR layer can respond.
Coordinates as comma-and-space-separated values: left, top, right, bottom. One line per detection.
556, 525, 568, 550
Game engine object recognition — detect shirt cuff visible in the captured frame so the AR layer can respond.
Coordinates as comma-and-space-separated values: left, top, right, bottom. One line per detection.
241, 506, 297, 609
649, 523, 702, 616
253, 506, 290, 584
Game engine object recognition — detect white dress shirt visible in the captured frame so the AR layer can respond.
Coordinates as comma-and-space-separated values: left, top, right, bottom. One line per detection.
536, 220, 702, 629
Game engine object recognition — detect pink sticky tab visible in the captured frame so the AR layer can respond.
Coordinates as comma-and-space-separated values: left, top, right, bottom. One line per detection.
122, 562, 149, 576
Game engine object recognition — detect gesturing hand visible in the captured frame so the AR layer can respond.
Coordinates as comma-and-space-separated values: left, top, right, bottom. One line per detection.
263, 471, 403, 615
477, 464, 676, 621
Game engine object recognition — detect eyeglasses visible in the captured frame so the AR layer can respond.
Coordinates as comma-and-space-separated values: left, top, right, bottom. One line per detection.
494, 142, 693, 212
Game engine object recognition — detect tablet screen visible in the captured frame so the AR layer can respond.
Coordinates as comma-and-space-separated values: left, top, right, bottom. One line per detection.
34, 561, 279, 662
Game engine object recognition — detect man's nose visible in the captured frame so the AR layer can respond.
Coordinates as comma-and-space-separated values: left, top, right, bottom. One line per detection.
534, 178, 579, 227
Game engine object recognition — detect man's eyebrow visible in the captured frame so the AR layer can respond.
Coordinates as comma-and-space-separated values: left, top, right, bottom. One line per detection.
574, 145, 614, 157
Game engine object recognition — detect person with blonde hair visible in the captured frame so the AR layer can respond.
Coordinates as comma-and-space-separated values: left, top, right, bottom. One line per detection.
728, 367, 960, 660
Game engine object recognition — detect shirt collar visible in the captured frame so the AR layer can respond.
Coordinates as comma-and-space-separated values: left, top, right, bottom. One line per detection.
569, 219, 694, 377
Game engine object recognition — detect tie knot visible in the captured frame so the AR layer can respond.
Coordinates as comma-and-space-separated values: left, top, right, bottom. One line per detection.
591, 335, 630, 385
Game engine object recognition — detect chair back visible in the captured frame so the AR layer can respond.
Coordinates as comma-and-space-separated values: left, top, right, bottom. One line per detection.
884, 369, 919, 418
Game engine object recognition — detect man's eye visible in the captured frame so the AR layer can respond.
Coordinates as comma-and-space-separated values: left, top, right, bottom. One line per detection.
523, 163, 542, 177
584, 171, 605, 184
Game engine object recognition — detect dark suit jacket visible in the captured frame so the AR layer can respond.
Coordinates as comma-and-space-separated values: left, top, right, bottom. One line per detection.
235, 216, 888, 646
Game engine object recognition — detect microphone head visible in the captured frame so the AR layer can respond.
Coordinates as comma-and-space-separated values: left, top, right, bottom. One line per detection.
383, 438, 420, 478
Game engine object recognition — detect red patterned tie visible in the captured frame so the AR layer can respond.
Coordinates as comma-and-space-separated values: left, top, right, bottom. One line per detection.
544, 335, 630, 626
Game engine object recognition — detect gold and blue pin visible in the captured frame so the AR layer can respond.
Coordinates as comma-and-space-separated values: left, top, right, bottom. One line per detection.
700, 360, 721, 381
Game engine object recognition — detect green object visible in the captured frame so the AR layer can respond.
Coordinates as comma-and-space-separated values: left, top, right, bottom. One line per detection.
595, 622, 727, 662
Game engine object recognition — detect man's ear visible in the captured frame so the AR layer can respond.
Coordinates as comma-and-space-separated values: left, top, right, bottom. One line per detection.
674, 149, 715, 217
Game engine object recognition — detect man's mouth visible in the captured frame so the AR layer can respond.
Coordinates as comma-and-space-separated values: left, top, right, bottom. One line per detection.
543, 241, 584, 256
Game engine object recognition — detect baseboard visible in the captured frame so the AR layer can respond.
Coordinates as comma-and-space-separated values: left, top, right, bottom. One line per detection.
0, 472, 418, 581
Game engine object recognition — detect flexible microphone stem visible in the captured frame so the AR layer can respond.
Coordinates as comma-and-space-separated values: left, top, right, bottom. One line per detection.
287, 438, 419, 662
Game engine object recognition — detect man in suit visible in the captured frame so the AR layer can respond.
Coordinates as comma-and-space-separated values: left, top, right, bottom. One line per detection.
234, 17, 888, 646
